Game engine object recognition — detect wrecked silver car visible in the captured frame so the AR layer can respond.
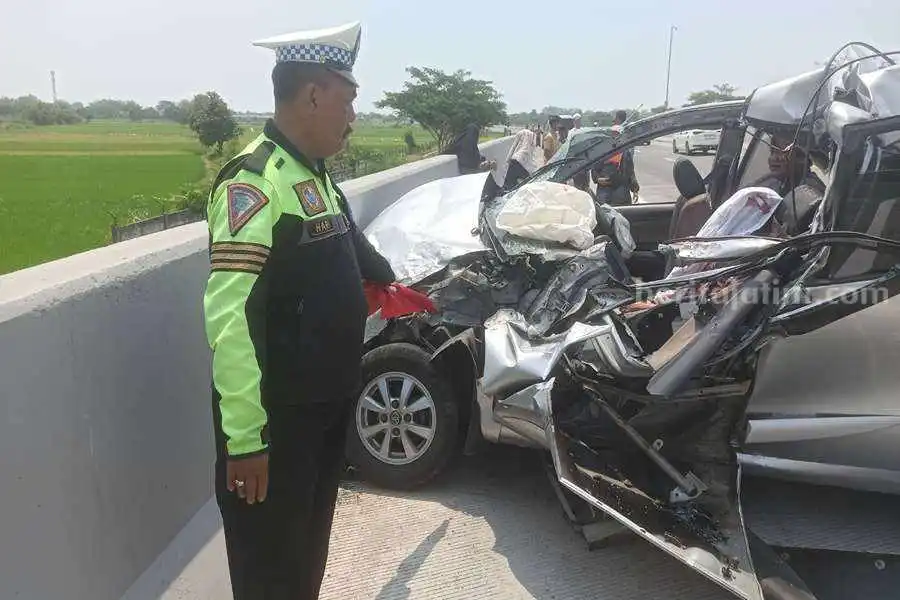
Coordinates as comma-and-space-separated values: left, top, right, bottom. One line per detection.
347, 44, 900, 599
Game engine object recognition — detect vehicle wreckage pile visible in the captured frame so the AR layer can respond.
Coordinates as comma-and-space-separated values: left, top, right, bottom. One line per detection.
360, 43, 900, 600
373, 182, 766, 594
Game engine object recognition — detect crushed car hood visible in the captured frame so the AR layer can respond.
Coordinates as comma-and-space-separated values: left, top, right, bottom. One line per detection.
364, 172, 491, 284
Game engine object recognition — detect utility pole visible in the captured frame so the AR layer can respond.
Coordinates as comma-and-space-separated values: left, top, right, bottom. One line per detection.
50, 70, 58, 103
664, 25, 677, 110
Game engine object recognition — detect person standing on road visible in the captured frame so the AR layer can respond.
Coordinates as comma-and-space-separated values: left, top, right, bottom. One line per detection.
543, 115, 561, 161
571, 112, 583, 132
442, 124, 495, 175
202, 21, 396, 600
592, 110, 640, 205
499, 129, 543, 190
556, 116, 573, 144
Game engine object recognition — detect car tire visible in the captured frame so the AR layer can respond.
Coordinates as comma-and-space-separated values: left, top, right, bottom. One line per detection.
672, 140, 678, 153
346, 343, 459, 490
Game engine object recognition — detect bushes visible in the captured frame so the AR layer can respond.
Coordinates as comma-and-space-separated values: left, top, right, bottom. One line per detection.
325, 137, 440, 182
135, 127, 436, 222
327, 144, 399, 182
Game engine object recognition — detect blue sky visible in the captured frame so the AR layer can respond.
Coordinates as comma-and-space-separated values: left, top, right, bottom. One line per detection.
2, 0, 898, 113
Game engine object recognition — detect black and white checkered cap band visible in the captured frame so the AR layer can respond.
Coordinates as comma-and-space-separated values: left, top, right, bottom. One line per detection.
275, 43, 353, 69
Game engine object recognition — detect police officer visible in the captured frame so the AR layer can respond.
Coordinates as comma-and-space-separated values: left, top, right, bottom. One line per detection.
202, 21, 396, 599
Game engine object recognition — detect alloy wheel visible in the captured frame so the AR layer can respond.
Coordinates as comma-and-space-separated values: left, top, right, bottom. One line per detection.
356, 372, 437, 466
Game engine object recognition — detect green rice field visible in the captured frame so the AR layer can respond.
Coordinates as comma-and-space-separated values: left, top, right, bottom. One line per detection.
0, 121, 205, 274
0, 120, 500, 275
0, 154, 204, 273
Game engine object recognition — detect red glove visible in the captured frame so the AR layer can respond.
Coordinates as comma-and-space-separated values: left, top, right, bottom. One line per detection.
363, 281, 437, 318
363, 281, 389, 316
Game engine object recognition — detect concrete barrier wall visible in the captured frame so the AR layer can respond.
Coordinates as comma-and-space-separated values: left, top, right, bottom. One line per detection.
0, 136, 514, 600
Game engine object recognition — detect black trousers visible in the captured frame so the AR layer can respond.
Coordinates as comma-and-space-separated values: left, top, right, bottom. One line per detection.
572, 171, 590, 193
595, 185, 632, 206
214, 399, 352, 600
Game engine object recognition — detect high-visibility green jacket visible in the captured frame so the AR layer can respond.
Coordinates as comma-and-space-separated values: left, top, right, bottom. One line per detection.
203, 120, 395, 457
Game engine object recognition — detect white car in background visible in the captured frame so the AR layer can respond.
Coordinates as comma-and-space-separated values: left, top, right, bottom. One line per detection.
672, 128, 720, 154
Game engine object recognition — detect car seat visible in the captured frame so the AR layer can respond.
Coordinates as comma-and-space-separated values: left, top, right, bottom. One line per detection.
668, 159, 713, 240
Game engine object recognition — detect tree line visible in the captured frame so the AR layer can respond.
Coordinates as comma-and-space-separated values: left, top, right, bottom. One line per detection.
0, 93, 243, 153
2, 74, 745, 153
0, 96, 198, 125
504, 84, 744, 128
375, 69, 745, 144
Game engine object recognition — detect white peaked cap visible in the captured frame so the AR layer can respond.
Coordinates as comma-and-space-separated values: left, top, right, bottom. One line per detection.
253, 21, 362, 86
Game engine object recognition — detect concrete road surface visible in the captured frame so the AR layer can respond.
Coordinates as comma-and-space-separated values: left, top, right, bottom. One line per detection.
124, 444, 900, 600
126, 446, 732, 600
632, 138, 715, 204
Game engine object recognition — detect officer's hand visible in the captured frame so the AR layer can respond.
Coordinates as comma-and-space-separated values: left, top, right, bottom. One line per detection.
227, 453, 269, 505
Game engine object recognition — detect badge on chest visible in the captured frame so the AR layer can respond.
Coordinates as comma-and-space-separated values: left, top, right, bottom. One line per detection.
309, 217, 335, 237
294, 181, 328, 216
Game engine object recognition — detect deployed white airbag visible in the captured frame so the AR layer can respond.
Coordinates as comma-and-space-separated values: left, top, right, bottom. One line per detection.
696, 187, 783, 238
495, 181, 597, 250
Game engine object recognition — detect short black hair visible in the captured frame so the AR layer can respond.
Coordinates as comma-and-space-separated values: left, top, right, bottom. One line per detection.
615, 110, 627, 123
272, 62, 332, 105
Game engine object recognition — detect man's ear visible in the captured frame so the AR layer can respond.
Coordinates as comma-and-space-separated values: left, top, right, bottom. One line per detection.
307, 82, 319, 111
294, 82, 317, 113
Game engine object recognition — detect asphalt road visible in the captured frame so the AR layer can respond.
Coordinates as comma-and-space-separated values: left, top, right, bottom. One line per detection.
632, 137, 715, 204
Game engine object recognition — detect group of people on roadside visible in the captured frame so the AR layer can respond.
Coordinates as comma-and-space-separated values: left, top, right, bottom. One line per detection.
497, 110, 640, 206
441, 109, 642, 210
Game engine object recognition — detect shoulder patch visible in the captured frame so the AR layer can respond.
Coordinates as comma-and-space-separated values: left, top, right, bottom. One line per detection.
227, 183, 269, 236
294, 181, 327, 216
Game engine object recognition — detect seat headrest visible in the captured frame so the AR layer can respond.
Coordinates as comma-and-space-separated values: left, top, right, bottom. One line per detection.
673, 159, 705, 200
